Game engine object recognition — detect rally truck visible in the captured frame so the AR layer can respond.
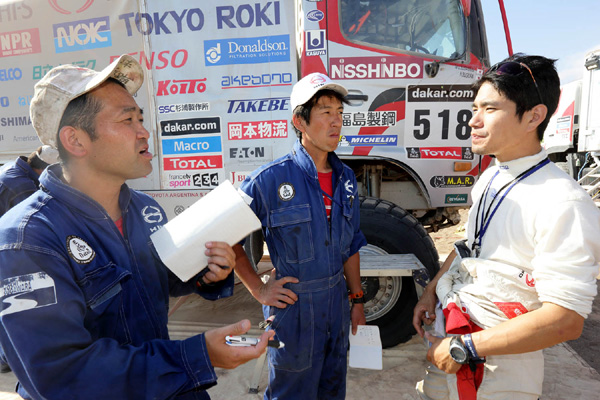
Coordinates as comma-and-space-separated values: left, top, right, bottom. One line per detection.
0, 0, 506, 347
543, 49, 600, 204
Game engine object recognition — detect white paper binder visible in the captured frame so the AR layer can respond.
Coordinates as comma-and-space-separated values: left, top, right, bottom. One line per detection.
150, 180, 261, 282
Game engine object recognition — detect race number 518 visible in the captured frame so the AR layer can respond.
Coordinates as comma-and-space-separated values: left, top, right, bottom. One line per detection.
412, 109, 472, 140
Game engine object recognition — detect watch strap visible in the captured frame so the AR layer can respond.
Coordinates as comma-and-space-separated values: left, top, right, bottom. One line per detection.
463, 334, 485, 362
349, 290, 364, 299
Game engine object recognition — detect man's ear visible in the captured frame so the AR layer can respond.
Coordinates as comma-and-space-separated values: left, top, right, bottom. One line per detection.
58, 126, 89, 159
527, 104, 548, 133
292, 114, 306, 133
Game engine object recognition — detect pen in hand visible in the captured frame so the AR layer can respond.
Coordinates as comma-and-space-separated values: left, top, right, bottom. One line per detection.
226, 335, 285, 349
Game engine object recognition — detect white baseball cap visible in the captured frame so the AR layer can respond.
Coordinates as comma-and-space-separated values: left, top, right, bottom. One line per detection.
30, 55, 144, 148
290, 72, 348, 112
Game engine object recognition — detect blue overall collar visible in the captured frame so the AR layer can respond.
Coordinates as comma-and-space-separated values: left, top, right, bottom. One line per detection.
39, 164, 132, 221
291, 139, 344, 182
15, 156, 40, 187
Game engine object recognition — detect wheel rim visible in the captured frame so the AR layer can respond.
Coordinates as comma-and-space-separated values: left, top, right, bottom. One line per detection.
359, 244, 402, 321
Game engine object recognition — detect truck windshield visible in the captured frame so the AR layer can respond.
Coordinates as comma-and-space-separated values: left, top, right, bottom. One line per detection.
340, 0, 466, 59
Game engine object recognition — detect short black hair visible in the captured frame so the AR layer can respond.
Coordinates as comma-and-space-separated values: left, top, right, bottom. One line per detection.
56, 78, 126, 162
292, 89, 348, 139
473, 53, 560, 141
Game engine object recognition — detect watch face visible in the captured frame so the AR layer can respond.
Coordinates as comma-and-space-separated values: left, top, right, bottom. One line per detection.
449, 338, 469, 364
450, 346, 468, 364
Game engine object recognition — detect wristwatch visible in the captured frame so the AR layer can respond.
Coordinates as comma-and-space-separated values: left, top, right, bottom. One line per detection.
449, 336, 469, 364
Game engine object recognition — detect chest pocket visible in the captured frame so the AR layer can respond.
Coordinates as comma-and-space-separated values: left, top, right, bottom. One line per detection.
77, 262, 132, 345
270, 204, 315, 264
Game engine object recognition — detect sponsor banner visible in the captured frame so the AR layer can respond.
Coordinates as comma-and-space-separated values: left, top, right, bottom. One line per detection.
165, 172, 220, 189
430, 175, 474, 188
330, 56, 423, 80
556, 115, 572, 136
163, 155, 223, 171
53, 16, 112, 53
306, 9, 324, 22
407, 147, 474, 160
161, 117, 221, 136
230, 171, 252, 188
158, 102, 210, 114
340, 135, 397, 147
119, 9, 206, 36
110, 49, 188, 70
33, 60, 96, 80
342, 111, 396, 127
405, 84, 473, 148
162, 136, 222, 155
0, 28, 41, 58
205, 34, 290, 66
407, 84, 475, 103
156, 78, 206, 96
228, 146, 270, 160
0, 68, 22, 81
215, 2, 281, 29
445, 194, 468, 204
227, 97, 289, 113
0, 1, 33, 21
221, 72, 293, 89
228, 120, 288, 140
305, 30, 326, 56
1, 115, 31, 127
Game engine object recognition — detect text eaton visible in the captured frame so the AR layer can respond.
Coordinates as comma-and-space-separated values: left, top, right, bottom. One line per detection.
119, 2, 280, 36
227, 97, 289, 113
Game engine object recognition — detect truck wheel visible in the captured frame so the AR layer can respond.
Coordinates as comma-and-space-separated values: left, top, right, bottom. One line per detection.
359, 197, 440, 348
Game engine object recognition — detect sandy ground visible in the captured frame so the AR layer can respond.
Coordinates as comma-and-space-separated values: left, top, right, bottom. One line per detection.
0, 208, 598, 399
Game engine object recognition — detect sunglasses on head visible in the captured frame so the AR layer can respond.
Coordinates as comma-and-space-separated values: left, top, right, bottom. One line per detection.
489, 61, 544, 105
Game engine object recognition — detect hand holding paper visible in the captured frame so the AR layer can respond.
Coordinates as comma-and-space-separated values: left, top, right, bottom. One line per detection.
150, 180, 261, 282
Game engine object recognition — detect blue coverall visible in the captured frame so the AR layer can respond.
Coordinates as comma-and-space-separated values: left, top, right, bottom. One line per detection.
240, 139, 367, 400
0, 164, 233, 400
0, 156, 39, 215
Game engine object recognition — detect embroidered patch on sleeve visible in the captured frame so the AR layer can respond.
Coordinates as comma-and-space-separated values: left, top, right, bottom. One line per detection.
1, 272, 57, 316
66, 235, 96, 264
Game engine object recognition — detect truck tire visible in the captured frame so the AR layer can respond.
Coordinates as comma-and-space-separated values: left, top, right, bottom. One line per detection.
359, 197, 440, 348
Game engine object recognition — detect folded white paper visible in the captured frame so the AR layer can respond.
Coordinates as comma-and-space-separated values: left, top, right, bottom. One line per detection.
150, 180, 261, 282
349, 325, 383, 370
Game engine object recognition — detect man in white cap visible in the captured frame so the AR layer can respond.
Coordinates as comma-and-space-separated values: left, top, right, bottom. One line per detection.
234, 73, 367, 399
0, 55, 272, 400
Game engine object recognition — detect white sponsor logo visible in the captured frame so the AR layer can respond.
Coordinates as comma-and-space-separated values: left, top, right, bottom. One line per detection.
142, 206, 164, 223
66, 236, 95, 264
278, 183, 295, 201
0, 272, 57, 316
345, 179, 354, 194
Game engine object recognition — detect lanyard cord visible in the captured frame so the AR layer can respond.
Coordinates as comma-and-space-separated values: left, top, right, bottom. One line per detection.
472, 158, 550, 255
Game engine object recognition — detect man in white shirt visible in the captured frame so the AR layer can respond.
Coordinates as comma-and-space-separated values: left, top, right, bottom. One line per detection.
413, 54, 600, 399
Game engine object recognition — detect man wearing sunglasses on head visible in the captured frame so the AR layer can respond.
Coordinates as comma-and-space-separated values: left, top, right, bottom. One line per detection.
413, 54, 600, 400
